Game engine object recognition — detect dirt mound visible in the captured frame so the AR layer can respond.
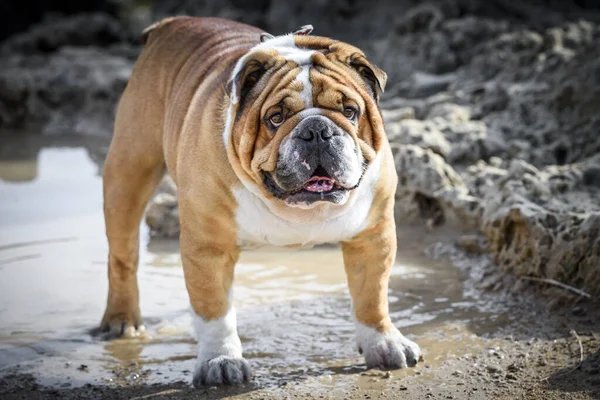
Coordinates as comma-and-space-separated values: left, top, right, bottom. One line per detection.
0, 13, 137, 136
380, 10, 600, 296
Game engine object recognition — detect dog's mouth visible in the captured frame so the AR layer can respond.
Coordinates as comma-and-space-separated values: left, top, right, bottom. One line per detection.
262, 163, 368, 206
290, 166, 345, 195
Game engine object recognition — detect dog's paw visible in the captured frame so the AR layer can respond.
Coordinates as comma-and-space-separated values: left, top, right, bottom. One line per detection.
193, 356, 251, 387
356, 324, 422, 370
100, 309, 145, 338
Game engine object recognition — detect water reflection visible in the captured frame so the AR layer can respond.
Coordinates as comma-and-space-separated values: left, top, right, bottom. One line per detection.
0, 133, 109, 182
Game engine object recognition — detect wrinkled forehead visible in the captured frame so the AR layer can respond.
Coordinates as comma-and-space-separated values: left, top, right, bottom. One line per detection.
246, 33, 363, 64
229, 34, 365, 104
229, 35, 311, 103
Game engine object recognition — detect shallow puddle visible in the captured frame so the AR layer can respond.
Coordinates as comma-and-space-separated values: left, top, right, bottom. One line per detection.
0, 135, 511, 392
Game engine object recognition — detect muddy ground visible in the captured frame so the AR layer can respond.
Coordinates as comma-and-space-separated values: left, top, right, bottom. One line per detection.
0, 136, 599, 399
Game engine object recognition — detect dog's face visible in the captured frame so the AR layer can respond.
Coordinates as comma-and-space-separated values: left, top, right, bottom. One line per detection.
224, 34, 387, 211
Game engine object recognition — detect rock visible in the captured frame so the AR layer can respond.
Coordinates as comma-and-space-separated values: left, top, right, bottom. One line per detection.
0, 46, 134, 135
387, 103, 508, 165
507, 363, 521, 373
0, 12, 137, 136
395, 3, 444, 34
480, 155, 600, 296
0, 13, 128, 55
458, 235, 488, 254
0, 1, 120, 42
386, 120, 451, 159
443, 120, 500, 164
393, 71, 456, 99
382, 107, 414, 124
145, 176, 179, 238
486, 365, 501, 374
392, 144, 470, 226
426, 103, 470, 123
571, 306, 586, 316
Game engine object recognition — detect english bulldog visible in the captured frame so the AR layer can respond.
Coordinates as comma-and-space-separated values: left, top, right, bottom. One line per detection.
100, 16, 422, 387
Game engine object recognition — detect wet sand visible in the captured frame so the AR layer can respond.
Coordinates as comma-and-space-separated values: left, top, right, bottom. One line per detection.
0, 135, 599, 399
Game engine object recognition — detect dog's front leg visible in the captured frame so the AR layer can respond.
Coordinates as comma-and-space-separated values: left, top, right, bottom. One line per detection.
179, 201, 250, 387
341, 221, 422, 370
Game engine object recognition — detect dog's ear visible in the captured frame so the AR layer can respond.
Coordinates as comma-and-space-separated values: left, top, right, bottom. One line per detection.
260, 24, 313, 43
260, 32, 274, 42
227, 59, 267, 104
349, 54, 387, 96
293, 25, 313, 36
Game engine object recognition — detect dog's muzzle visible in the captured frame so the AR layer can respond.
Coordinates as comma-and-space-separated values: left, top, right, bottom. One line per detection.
263, 115, 364, 206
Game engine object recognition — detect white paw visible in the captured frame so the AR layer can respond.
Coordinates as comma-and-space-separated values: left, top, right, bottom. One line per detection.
193, 355, 251, 387
192, 304, 251, 387
356, 323, 422, 369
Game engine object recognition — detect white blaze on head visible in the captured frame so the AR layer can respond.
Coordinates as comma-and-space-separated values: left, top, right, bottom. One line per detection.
295, 64, 313, 107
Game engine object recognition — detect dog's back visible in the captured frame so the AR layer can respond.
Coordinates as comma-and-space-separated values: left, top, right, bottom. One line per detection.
101, 18, 262, 336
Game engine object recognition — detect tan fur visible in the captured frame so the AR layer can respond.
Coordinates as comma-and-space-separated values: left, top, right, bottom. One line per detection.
101, 16, 400, 342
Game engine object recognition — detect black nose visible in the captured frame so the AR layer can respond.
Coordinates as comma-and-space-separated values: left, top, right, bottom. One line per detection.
298, 119, 335, 141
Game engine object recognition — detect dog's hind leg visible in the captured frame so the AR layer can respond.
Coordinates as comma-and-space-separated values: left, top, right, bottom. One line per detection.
100, 86, 166, 338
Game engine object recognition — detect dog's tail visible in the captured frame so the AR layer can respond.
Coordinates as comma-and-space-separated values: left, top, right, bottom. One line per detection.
141, 16, 186, 45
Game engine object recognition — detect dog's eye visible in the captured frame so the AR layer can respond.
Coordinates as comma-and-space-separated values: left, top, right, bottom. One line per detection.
269, 113, 284, 127
343, 107, 357, 120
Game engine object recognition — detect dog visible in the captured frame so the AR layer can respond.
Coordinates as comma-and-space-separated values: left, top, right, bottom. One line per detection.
100, 16, 421, 387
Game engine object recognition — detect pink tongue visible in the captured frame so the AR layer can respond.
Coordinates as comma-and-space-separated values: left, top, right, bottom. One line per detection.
305, 179, 334, 193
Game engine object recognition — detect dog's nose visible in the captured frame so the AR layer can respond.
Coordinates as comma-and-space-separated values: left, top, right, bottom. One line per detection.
298, 119, 335, 141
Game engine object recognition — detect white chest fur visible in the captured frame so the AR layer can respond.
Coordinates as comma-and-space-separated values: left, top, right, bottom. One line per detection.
232, 157, 380, 249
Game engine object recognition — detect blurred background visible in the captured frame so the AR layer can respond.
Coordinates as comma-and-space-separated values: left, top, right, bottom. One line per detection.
1, 1, 599, 398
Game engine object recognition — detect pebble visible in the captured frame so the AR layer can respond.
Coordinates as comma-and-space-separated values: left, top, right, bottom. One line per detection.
458, 235, 487, 254
507, 363, 521, 372
538, 358, 548, 366
571, 306, 586, 316
486, 365, 501, 374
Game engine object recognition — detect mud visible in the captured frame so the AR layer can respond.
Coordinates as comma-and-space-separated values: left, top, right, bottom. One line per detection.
1, 136, 599, 399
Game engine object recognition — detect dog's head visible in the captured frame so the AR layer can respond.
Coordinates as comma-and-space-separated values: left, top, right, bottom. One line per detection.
224, 27, 387, 213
